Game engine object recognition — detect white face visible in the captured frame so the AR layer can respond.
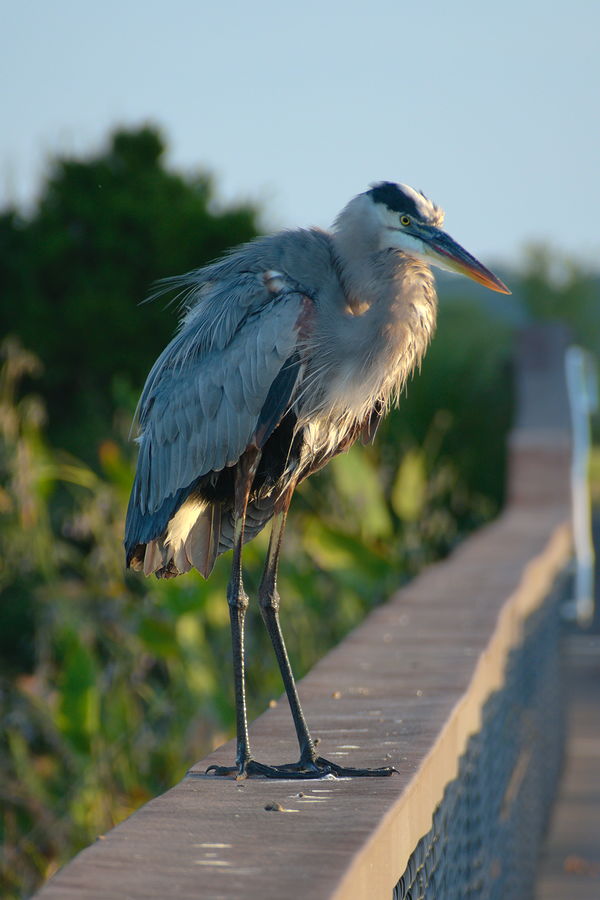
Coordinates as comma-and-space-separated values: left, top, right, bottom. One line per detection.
377, 211, 471, 276
375, 199, 475, 277
375, 203, 431, 259
372, 183, 445, 261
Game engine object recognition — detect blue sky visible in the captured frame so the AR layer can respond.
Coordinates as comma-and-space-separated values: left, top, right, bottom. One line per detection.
2, 1, 599, 266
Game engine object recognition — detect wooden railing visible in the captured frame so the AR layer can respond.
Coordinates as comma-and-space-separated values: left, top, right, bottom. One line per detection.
35, 325, 573, 900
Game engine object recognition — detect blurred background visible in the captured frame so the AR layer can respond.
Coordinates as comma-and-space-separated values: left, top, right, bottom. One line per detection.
1, 2, 599, 897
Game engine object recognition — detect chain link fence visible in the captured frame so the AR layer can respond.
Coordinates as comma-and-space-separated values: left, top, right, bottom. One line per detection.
394, 574, 567, 900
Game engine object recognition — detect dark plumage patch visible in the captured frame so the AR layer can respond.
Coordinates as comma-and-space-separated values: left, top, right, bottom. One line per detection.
369, 182, 423, 218
360, 401, 384, 445
254, 410, 303, 494
254, 353, 301, 448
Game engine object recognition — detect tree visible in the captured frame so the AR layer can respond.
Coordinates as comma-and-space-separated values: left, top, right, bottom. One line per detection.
0, 126, 261, 459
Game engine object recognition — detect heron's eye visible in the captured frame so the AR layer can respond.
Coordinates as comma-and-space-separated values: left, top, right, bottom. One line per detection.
400, 215, 411, 227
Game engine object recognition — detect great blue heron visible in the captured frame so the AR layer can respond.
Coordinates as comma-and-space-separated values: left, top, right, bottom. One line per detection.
125, 182, 509, 779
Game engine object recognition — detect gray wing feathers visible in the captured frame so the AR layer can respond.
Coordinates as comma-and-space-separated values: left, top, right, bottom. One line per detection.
154, 228, 332, 316
223, 366, 246, 413
200, 381, 222, 418
136, 289, 304, 514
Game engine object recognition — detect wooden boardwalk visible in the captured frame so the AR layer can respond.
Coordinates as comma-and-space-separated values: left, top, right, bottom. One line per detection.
536, 631, 600, 898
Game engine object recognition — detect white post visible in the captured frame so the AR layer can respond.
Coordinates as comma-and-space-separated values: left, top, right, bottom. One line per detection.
565, 346, 597, 626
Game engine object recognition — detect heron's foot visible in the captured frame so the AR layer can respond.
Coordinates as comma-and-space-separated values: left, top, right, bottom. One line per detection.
204, 760, 291, 780
205, 755, 397, 780
303, 755, 397, 778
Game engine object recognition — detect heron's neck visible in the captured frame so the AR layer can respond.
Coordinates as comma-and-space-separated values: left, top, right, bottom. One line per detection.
331, 210, 381, 314
333, 230, 435, 330
326, 234, 438, 396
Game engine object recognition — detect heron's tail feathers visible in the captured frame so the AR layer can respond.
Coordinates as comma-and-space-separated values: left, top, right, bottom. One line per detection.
128, 495, 275, 580
128, 499, 221, 579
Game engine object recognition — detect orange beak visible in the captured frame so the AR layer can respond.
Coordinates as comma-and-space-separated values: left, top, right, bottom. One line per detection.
423, 227, 511, 294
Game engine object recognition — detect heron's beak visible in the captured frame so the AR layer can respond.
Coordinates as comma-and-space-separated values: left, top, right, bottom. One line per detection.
422, 227, 511, 294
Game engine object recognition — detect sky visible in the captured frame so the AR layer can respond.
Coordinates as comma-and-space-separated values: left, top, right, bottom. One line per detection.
2, 0, 599, 267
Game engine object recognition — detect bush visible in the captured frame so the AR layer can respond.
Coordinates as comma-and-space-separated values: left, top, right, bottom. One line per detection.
0, 126, 260, 461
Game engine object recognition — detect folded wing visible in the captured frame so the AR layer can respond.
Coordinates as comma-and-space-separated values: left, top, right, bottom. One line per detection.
125, 269, 311, 575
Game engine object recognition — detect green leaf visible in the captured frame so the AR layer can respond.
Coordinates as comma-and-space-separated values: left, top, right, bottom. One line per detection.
56, 629, 99, 752
391, 449, 427, 522
138, 614, 178, 658
330, 447, 392, 539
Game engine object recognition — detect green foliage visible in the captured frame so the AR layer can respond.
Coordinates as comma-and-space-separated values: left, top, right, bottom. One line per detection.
0, 339, 227, 895
393, 297, 514, 509
519, 244, 600, 352
0, 125, 260, 460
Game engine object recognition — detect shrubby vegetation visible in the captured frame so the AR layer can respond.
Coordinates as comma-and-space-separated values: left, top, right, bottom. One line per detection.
0, 126, 597, 897
0, 127, 260, 460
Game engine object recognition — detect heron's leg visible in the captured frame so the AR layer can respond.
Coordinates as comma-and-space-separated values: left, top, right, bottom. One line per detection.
207, 469, 396, 781
257, 486, 316, 763
206, 448, 260, 779
249, 486, 397, 779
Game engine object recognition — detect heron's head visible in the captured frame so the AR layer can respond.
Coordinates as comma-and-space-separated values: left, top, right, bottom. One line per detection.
367, 181, 510, 294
